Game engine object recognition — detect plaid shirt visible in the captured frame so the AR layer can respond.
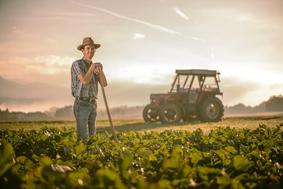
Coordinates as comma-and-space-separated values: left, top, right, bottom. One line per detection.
71, 58, 98, 98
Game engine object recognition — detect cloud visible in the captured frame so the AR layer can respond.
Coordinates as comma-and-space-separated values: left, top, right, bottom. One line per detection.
5, 55, 75, 75
0, 55, 76, 86
71, 1, 181, 35
112, 64, 174, 84
54, 12, 96, 17
173, 7, 189, 20
33, 55, 75, 67
68, 1, 207, 44
185, 36, 206, 43
133, 33, 145, 39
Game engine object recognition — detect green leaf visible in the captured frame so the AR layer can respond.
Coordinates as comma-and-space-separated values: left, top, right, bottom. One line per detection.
214, 149, 226, 162
225, 146, 237, 154
95, 169, 127, 189
197, 166, 219, 181
12, 156, 34, 177
67, 168, 89, 186
216, 175, 231, 188
233, 155, 251, 171
157, 179, 173, 189
74, 142, 86, 155
0, 141, 15, 176
231, 176, 246, 189
39, 156, 52, 166
162, 158, 179, 170
189, 150, 202, 165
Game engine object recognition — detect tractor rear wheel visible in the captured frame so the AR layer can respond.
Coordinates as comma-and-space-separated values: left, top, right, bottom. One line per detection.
199, 97, 224, 122
160, 103, 183, 124
143, 104, 160, 123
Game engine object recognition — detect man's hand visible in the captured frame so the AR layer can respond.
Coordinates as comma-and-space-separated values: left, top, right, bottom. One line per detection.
93, 62, 103, 75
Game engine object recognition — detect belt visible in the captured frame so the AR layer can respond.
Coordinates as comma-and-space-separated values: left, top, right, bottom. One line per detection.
77, 97, 96, 102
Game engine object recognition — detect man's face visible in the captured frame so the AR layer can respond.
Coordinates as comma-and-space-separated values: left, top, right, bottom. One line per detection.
82, 45, 96, 60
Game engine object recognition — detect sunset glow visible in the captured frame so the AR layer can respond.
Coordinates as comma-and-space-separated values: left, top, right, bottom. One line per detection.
0, 0, 282, 112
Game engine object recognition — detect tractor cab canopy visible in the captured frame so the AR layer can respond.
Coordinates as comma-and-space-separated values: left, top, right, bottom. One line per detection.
176, 69, 218, 76
170, 69, 222, 95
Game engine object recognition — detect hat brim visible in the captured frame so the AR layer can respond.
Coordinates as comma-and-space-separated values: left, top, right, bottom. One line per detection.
77, 43, 101, 50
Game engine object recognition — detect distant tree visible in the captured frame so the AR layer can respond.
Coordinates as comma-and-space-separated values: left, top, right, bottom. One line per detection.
253, 101, 266, 112
265, 95, 283, 112
26, 112, 48, 121
225, 103, 252, 114
54, 105, 73, 120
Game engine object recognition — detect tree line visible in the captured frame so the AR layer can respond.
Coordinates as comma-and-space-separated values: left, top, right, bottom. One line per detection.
1, 95, 283, 122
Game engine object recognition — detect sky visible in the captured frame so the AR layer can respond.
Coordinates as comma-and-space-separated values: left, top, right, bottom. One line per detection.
0, 0, 283, 112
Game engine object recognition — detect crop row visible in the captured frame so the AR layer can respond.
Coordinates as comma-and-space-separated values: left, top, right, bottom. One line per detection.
0, 125, 282, 188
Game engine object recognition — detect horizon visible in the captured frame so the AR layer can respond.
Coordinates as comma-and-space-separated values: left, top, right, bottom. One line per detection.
1, 0, 283, 112
0, 93, 279, 114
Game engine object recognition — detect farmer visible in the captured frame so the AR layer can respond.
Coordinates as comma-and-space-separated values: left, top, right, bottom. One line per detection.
71, 37, 107, 143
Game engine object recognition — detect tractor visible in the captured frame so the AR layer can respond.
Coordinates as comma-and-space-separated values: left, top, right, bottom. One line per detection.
143, 69, 224, 124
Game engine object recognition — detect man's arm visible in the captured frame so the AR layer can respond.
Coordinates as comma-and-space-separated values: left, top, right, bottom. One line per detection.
77, 64, 95, 85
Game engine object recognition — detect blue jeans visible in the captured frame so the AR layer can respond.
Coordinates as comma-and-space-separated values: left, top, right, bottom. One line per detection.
73, 99, 97, 143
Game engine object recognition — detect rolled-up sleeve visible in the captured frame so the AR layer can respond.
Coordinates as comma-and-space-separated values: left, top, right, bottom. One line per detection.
72, 61, 82, 76
71, 60, 83, 97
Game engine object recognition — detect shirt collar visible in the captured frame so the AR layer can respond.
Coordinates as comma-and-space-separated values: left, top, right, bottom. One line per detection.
82, 57, 92, 65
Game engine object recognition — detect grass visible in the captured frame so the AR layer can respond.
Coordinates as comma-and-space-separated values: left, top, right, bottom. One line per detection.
0, 115, 283, 132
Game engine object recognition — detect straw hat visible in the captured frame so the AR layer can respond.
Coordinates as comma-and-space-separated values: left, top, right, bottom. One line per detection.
77, 37, 101, 50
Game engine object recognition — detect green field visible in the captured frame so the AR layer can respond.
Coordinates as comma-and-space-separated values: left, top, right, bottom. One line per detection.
1, 116, 283, 188
1, 115, 283, 132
